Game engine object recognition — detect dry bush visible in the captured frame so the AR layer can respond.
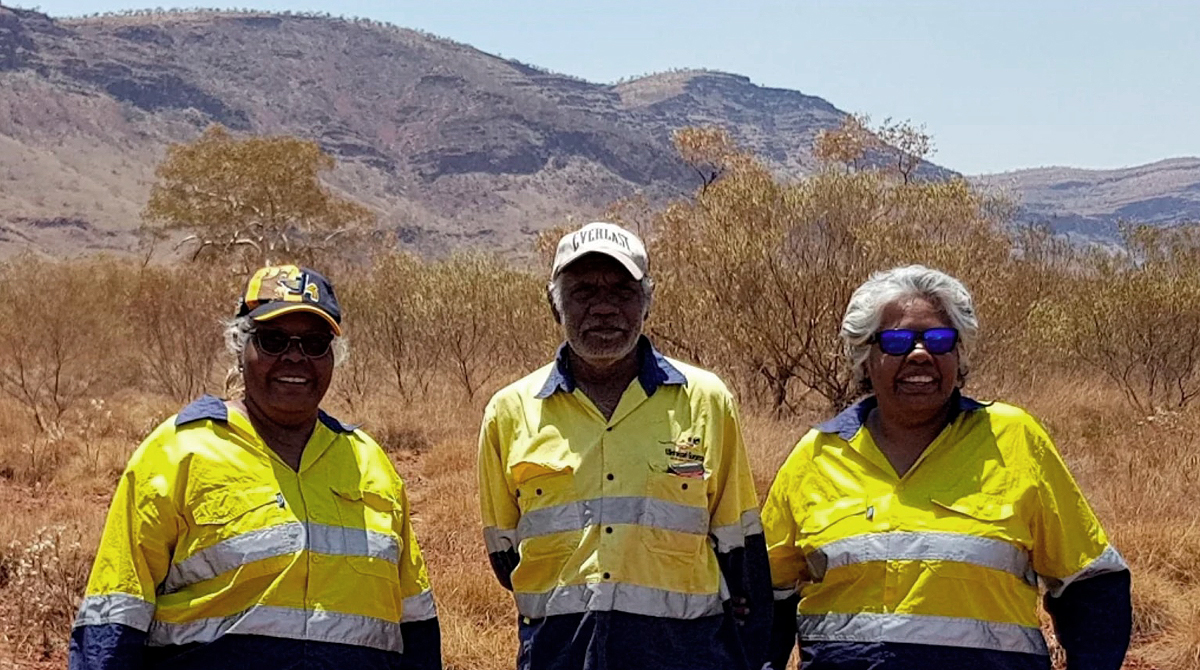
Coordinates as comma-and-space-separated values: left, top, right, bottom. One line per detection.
1030, 224, 1200, 414
651, 125, 1042, 414
127, 265, 237, 402
2, 526, 90, 660
0, 255, 135, 434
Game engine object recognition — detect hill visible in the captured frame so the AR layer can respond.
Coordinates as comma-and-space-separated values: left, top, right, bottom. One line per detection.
1, 5, 1197, 257
974, 157, 1200, 239
0, 6, 849, 257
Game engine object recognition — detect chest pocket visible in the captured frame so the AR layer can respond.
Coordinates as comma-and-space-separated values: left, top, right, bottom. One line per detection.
644, 471, 710, 557
796, 501, 869, 581
330, 486, 403, 582
177, 487, 295, 591
514, 468, 581, 559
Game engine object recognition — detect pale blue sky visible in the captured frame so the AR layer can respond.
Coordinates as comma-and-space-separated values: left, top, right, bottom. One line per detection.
21, 0, 1200, 174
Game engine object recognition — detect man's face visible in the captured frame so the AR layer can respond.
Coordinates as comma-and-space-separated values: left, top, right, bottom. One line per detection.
556, 254, 647, 366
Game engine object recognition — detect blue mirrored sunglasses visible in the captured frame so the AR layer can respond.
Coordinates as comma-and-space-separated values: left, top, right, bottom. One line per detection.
871, 327, 959, 356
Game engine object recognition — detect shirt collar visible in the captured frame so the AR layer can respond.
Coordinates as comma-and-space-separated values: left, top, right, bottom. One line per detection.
174, 394, 355, 434
814, 390, 989, 441
535, 335, 687, 399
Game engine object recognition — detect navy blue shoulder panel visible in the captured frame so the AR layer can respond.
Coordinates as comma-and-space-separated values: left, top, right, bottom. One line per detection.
69, 623, 147, 670
174, 395, 228, 427
814, 391, 990, 441
535, 336, 688, 400
801, 640, 1051, 670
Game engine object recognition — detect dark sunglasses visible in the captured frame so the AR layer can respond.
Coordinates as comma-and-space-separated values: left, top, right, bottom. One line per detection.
871, 327, 959, 356
252, 330, 335, 358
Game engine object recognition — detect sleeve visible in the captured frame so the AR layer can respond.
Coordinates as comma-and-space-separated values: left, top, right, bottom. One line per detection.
708, 391, 772, 670
761, 442, 811, 670
478, 399, 520, 590
69, 439, 178, 670
395, 477, 442, 670
1026, 420, 1131, 670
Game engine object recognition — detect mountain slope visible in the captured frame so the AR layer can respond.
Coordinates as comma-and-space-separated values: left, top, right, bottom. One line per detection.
0, 7, 849, 256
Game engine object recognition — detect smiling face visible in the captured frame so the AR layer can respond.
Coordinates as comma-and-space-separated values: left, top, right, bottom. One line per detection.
241, 312, 334, 428
867, 295, 960, 420
556, 254, 648, 367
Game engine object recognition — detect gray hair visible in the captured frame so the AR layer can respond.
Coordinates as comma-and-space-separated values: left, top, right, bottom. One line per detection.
222, 315, 349, 397
841, 265, 978, 392
547, 274, 656, 319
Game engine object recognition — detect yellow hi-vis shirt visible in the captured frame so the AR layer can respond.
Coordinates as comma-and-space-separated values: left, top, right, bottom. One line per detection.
73, 395, 437, 656
478, 343, 762, 621
762, 393, 1127, 657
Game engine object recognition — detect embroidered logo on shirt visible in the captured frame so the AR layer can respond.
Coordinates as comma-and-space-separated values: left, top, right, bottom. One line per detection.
661, 435, 705, 477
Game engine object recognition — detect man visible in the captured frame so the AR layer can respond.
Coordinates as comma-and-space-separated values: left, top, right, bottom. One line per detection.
478, 222, 771, 670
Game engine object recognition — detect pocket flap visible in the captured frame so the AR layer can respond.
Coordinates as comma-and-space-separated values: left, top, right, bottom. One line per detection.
332, 486, 399, 513
511, 461, 573, 486
931, 494, 1015, 521
192, 487, 278, 525
800, 500, 868, 535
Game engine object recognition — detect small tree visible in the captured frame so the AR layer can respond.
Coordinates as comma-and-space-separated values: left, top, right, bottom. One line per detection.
143, 125, 376, 268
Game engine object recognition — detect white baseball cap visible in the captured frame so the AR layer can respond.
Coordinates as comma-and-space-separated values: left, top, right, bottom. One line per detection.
551, 222, 648, 280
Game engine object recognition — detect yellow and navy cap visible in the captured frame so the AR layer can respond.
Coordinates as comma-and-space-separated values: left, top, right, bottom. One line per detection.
236, 265, 342, 335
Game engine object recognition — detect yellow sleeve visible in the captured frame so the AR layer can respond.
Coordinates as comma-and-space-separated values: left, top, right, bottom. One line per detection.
1025, 418, 1127, 595
75, 431, 179, 630
478, 399, 519, 556
708, 391, 762, 552
762, 441, 811, 599
395, 477, 438, 622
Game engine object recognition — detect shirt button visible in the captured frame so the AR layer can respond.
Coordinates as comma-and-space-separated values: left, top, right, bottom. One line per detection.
605, 526, 613, 534
606, 473, 614, 481
535, 488, 543, 495
681, 483, 689, 490
606, 427, 613, 432
603, 572, 611, 579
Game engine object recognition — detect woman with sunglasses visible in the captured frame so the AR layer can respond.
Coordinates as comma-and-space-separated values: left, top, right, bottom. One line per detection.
70, 265, 441, 670
762, 265, 1130, 670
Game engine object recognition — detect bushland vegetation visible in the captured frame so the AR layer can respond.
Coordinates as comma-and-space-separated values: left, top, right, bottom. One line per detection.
0, 120, 1197, 669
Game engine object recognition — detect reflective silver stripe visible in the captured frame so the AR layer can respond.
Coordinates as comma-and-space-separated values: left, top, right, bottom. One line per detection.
400, 589, 438, 622
147, 605, 404, 652
74, 593, 156, 630
306, 522, 399, 562
1043, 545, 1129, 597
710, 509, 765, 552
517, 496, 709, 540
514, 582, 724, 620
483, 526, 518, 553
163, 522, 399, 593
807, 532, 1035, 584
773, 587, 798, 601
798, 611, 1048, 655
163, 523, 306, 593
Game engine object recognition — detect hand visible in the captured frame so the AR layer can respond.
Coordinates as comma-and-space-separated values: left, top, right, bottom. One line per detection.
730, 596, 750, 625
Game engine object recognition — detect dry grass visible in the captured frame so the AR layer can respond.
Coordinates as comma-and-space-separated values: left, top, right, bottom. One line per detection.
0, 363, 1196, 668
